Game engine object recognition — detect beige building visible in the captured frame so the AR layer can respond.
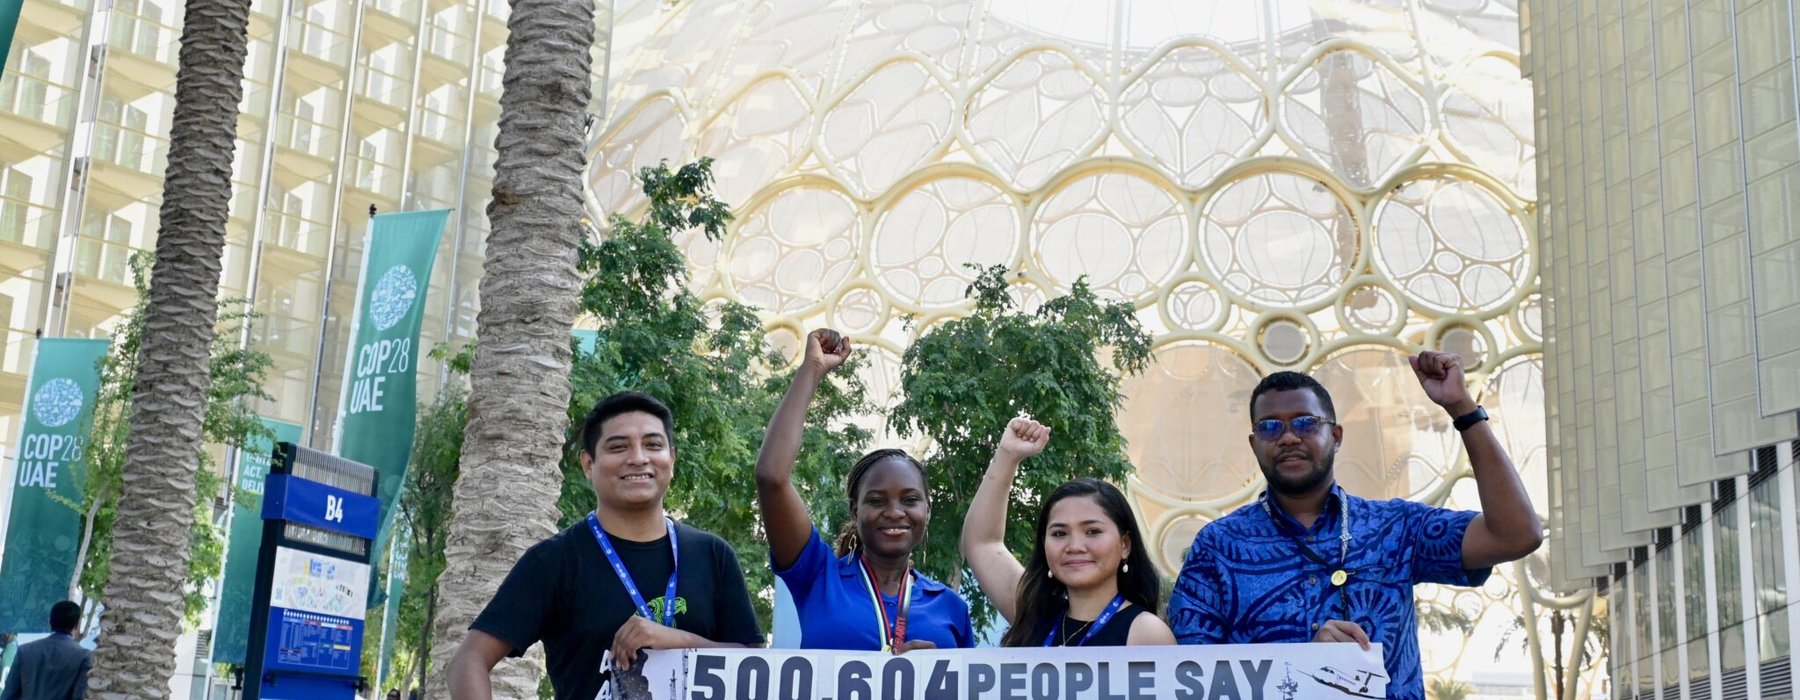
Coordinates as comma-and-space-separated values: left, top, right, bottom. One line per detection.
0, 0, 608, 693
1525, 0, 1800, 697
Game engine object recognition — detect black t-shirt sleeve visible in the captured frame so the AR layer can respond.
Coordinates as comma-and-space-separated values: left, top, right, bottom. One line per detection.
469, 541, 557, 657
708, 536, 766, 646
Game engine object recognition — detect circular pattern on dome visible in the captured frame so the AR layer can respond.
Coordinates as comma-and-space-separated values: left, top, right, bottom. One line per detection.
1374, 176, 1530, 314
965, 49, 1106, 191
1032, 172, 1186, 301
1484, 356, 1548, 510
1202, 172, 1359, 306
1280, 50, 1429, 189
368, 265, 419, 331
1119, 343, 1261, 502
830, 286, 889, 335
599, 1, 1552, 655
1119, 46, 1266, 188
821, 60, 955, 197
1436, 323, 1490, 370
1517, 292, 1544, 342
1161, 278, 1225, 331
1341, 282, 1404, 335
872, 177, 1019, 308
592, 97, 687, 215
726, 186, 861, 314
1443, 55, 1536, 198
1159, 516, 1206, 576
1258, 318, 1311, 365
697, 75, 814, 207
32, 377, 84, 428
1313, 348, 1459, 501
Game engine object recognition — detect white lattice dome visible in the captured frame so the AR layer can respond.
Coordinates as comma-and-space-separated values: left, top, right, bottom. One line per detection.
590, 0, 1570, 689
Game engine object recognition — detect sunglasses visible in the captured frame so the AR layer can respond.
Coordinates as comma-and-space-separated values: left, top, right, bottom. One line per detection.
1251, 415, 1335, 441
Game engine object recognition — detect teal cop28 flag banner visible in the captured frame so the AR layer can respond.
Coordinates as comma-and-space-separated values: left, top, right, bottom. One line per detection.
211, 416, 303, 664
335, 210, 447, 553
0, 338, 109, 632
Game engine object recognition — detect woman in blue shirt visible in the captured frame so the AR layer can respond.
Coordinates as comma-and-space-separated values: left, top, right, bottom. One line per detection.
755, 328, 973, 651
961, 417, 1176, 647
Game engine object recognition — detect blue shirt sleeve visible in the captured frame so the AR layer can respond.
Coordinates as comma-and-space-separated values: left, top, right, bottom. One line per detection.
1406, 503, 1490, 587
772, 526, 833, 606
1167, 531, 1229, 644
951, 596, 975, 649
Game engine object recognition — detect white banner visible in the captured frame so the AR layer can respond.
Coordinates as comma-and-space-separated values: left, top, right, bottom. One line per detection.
600, 643, 1387, 700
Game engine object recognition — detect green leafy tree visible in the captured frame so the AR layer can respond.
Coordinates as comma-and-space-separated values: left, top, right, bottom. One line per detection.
888, 265, 1152, 627
64, 251, 273, 626
389, 343, 470, 695
561, 158, 870, 627
403, 160, 868, 668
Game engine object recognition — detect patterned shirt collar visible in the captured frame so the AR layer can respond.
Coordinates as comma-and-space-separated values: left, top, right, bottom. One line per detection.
1259, 482, 1349, 536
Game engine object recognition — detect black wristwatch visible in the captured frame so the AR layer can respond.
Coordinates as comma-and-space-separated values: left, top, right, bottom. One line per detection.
1453, 405, 1488, 432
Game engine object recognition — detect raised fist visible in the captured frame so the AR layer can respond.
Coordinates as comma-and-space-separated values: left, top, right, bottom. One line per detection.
997, 416, 1050, 463
804, 328, 852, 374
1409, 350, 1474, 413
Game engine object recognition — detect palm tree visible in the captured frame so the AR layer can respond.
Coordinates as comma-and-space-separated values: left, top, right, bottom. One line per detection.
425, 0, 595, 693
84, 0, 251, 695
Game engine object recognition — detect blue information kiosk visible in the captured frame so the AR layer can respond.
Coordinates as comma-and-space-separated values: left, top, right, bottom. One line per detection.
242, 443, 379, 700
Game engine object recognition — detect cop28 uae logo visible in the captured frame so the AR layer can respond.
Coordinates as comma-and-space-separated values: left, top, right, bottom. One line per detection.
367, 265, 419, 332
32, 378, 84, 428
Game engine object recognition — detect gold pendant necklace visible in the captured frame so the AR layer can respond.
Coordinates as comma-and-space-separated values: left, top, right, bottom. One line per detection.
1062, 617, 1094, 646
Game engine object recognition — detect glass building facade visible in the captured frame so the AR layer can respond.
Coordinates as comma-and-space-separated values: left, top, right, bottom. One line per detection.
1526, 0, 1800, 696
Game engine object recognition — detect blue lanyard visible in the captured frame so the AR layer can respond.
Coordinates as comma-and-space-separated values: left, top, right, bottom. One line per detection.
586, 513, 679, 626
1043, 594, 1126, 647
1262, 492, 1353, 620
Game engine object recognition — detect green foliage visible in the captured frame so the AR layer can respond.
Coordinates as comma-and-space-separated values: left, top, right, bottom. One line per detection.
388, 342, 470, 693
1417, 600, 1476, 636
564, 158, 870, 629
888, 264, 1152, 628
387, 160, 867, 645
69, 251, 274, 626
1426, 678, 1475, 700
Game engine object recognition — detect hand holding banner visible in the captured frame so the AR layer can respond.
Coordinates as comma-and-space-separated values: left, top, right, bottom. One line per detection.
599, 644, 1387, 700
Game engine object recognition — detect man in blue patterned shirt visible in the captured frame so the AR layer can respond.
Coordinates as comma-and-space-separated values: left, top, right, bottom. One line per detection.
1167, 351, 1543, 700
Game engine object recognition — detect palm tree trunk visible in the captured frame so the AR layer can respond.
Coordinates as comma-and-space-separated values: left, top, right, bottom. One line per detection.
426, 0, 593, 693
420, 570, 439, 693
85, 0, 249, 694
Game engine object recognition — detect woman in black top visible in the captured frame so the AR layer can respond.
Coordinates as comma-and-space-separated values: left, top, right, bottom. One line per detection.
961, 417, 1176, 647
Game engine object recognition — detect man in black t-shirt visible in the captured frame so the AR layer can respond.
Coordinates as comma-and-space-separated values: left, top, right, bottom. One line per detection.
448, 392, 764, 700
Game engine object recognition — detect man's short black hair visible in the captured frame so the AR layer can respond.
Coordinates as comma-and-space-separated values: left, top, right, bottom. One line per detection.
1249, 371, 1336, 421
49, 600, 80, 633
580, 391, 675, 455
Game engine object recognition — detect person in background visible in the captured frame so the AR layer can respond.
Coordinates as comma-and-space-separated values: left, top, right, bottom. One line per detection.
0, 601, 90, 700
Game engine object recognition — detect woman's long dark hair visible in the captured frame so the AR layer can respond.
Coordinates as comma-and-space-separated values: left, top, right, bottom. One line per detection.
1000, 478, 1161, 647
